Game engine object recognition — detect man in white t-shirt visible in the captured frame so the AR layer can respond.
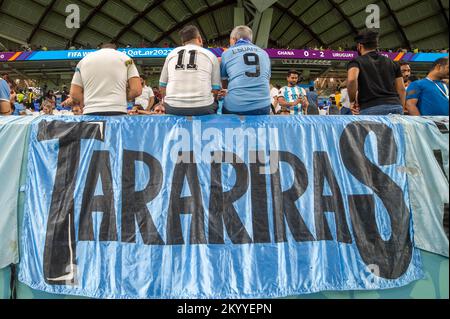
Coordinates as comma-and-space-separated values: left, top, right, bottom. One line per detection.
159, 25, 221, 116
66, 43, 142, 116
134, 76, 155, 111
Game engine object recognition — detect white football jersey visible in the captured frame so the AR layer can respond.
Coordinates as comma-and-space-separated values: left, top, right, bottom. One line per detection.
159, 44, 221, 108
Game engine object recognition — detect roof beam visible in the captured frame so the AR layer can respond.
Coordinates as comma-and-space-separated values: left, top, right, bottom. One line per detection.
0, 11, 72, 46
71, 0, 108, 44
381, 0, 411, 50
272, 3, 325, 47
113, 0, 167, 44
269, 0, 299, 34
380, 11, 442, 47
328, 0, 423, 48
203, 0, 220, 38
116, 0, 176, 45
412, 29, 448, 44
27, 0, 57, 43
179, 0, 208, 43
326, 0, 358, 36
437, 0, 449, 28
154, 0, 237, 44
27, 0, 125, 47
75, 0, 154, 45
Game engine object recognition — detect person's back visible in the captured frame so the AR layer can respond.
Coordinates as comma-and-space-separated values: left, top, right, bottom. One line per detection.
160, 44, 220, 109
221, 35, 271, 114
71, 48, 140, 114
306, 89, 318, 107
349, 51, 402, 109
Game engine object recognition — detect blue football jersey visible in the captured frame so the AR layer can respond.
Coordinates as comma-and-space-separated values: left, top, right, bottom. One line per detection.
221, 40, 271, 113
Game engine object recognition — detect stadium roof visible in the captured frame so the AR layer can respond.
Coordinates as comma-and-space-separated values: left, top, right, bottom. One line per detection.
0, 0, 448, 51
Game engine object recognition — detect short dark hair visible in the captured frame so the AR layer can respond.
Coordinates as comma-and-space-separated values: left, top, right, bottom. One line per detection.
399, 61, 410, 67
355, 29, 379, 50
309, 86, 315, 91
179, 25, 201, 44
431, 57, 449, 71
287, 70, 299, 77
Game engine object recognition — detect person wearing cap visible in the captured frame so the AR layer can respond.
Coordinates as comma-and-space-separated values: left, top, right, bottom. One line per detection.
347, 30, 406, 115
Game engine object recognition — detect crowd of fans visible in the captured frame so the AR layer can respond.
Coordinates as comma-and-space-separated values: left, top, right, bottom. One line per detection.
1, 27, 448, 117
2, 40, 448, 54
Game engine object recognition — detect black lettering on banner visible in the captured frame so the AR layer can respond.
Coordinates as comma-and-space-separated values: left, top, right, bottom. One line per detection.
432, 121, 449, 134
121, 151, 164, 245
167, 152, 207, 245
432, 120, 449, 240
313, 152, 352, 243
209, 151, 252, 244
250, 151, 270, 243
78, 151, 117, 241
270, 151, 315, 243
340, 121, 412, 279
38, 120, 105, 285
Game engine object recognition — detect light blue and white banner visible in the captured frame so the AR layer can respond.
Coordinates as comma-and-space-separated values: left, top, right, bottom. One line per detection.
396, 117, 449, 256
0, 116, 33, 269
19, 115, 423, 299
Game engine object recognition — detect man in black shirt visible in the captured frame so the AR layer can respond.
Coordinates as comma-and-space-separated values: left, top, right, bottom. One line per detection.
347, 30, 406, 115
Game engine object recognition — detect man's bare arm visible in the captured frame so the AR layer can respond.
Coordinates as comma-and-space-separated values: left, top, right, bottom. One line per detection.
347, 67, 360, 103
395, 77, 406, 108
69, 84, 84, 107
406, 98, 421, 116
128, 77, 142, 101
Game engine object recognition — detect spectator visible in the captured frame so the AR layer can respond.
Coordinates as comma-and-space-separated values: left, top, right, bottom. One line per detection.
335, 88, 342, 109
152, 86, 162, 105
347, 30, 405, 115
61, 86, 69, 103
65, 43, 142, 115
220, 25, 272, 115
340, 83, 352, 115
406, 57, 449, 116
25, 88, 35, 110
159, 25, 221, 116
0, 76, 12, 115
40, 99, 54, 115
400, 61, 412, 88
134, 76, 155, 111
306, 86, 319, 115
278, 70, 309, 115
72, 105, 83, 116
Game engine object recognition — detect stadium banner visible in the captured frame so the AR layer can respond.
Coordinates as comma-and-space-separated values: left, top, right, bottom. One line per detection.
1, 48, 447, 62
18, 115, 423, 299
395, 117, 449, 257
0, 116, 34, 269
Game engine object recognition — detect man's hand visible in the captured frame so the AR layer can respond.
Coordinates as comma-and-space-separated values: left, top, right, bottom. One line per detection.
217, 89, 228, 99
62, 96, 76, 107
350, 102, 360, 115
